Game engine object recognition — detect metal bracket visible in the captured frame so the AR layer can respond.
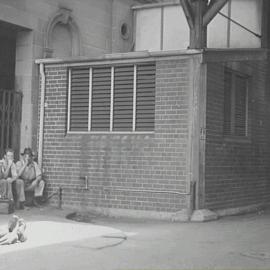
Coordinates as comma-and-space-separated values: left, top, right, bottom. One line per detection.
200, 127, 206, 140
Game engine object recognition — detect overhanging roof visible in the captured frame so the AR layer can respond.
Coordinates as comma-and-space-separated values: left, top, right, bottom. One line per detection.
135, 0, 159, 3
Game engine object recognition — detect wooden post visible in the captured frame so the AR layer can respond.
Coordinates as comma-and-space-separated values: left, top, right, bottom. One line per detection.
181, 0, 229, 210
190, 55, 207, 210
190, 0, 207, 49
197, 62, 207, 209
261, 0, 270, 48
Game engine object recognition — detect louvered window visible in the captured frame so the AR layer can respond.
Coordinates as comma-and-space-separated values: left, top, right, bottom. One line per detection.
113, 65, 134, 131
91, 67, 111, 131
69, 67, 89, 131
223, 68, 249, 137
136, 64, 155, 131
68, 63, 155, 132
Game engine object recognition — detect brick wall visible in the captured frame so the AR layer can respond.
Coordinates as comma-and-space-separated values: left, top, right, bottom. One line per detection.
41, 56, 193, 212
205, 60, 270, 210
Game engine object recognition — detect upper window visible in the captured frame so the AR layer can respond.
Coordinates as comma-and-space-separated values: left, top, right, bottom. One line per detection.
51, 23, 72, 58
68, 63, 155, 133
223, 67, 249, 137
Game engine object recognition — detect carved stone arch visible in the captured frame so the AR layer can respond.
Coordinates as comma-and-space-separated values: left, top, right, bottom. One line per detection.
44, 8, 81, 58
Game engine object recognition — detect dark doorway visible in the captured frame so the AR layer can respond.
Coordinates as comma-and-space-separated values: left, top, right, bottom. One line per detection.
0, 21, 16, 90
0, 21, 22, 159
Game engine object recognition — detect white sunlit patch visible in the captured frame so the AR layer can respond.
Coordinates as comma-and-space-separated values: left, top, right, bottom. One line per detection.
123, 232, 138, 237
0, 221, 122, 254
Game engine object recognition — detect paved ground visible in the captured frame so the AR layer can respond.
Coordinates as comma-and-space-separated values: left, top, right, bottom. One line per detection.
0, 206, 270, 270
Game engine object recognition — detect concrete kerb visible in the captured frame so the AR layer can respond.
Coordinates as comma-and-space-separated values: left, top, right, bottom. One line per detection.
190, 209, 218, 222
62, 205, 192, 223
215, 202, 270, 217
190, 203, 270, 222
39, 202, 270, 224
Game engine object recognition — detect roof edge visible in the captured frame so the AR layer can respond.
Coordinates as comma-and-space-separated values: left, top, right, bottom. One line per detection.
35, 49, 202, 65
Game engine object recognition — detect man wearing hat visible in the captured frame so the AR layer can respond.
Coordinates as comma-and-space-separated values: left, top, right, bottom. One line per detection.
15, 148, 45, 209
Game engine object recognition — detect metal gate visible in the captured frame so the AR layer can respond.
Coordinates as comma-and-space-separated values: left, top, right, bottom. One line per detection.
0, 89, 22, 159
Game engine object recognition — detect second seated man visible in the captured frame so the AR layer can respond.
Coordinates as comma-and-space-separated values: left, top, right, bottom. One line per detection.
16, 148, 45, 209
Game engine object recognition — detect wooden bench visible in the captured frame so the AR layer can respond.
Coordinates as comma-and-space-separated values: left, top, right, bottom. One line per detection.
0, 199, 14, 214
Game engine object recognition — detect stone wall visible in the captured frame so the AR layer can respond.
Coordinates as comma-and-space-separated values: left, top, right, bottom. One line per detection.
0, 0, 135, 152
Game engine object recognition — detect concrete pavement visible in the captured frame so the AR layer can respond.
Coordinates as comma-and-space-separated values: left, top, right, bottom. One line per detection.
0, 206, 270, 270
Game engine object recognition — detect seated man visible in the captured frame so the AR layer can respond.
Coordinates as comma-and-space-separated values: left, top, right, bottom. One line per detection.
0, 149, 17, 201
16, 148, 45, 209
0, 160, 5, 199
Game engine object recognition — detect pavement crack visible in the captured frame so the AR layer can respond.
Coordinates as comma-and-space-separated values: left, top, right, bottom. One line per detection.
94, 238, 126, 250
72, 234, 127, 251
239, 251, 270, 260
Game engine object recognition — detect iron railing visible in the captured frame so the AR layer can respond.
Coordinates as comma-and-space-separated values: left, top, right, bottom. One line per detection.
0, 89, 22, 159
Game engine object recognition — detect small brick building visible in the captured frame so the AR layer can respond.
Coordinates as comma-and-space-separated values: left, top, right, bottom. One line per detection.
37, 48, 270, 219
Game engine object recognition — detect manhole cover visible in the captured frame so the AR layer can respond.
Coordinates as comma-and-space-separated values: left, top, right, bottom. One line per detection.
66, 212, 99, 223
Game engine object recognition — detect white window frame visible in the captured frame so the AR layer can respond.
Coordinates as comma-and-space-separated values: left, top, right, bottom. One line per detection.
67, 64, 155, 134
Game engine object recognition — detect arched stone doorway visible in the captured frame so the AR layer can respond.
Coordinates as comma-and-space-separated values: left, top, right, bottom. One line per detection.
44, 8, 81, 58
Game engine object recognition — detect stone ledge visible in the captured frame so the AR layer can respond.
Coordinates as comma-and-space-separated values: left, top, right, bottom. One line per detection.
190, 209, 218, 222
216, 203, 270, 217
171, 209, 190, 222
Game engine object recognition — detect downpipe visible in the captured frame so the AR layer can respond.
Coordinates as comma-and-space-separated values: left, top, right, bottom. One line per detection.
46, 177, 195, 213
38, 63, 45, 168
37, 64, 89, 209
44, 173, 195, 214
104, 181, 196, 217
54, 178, 195, 214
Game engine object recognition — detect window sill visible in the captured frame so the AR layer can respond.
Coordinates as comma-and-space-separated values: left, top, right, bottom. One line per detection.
223, 135, 251, 144
67, 131, 155, 135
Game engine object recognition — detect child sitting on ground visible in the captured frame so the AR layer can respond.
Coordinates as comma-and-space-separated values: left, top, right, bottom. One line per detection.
0, 215, 27, 245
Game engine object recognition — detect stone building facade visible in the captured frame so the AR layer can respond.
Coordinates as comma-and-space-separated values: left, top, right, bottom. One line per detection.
0, 0, 138, 156
1, 0, 270, 219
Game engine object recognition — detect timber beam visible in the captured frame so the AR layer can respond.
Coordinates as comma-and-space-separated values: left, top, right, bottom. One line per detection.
203, 0, 228, 26
181, 0, 229, 49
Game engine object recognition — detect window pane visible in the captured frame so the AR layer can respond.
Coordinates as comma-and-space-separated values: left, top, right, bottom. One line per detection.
223, 69, 232, 135
234, 75, 247, 136
135, 8, 161, 51
136, 63, 155, 131
91, 67, 111, 131
70, 67, 89, 131
223, 68, 248, 137
113, 65, 134, 131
